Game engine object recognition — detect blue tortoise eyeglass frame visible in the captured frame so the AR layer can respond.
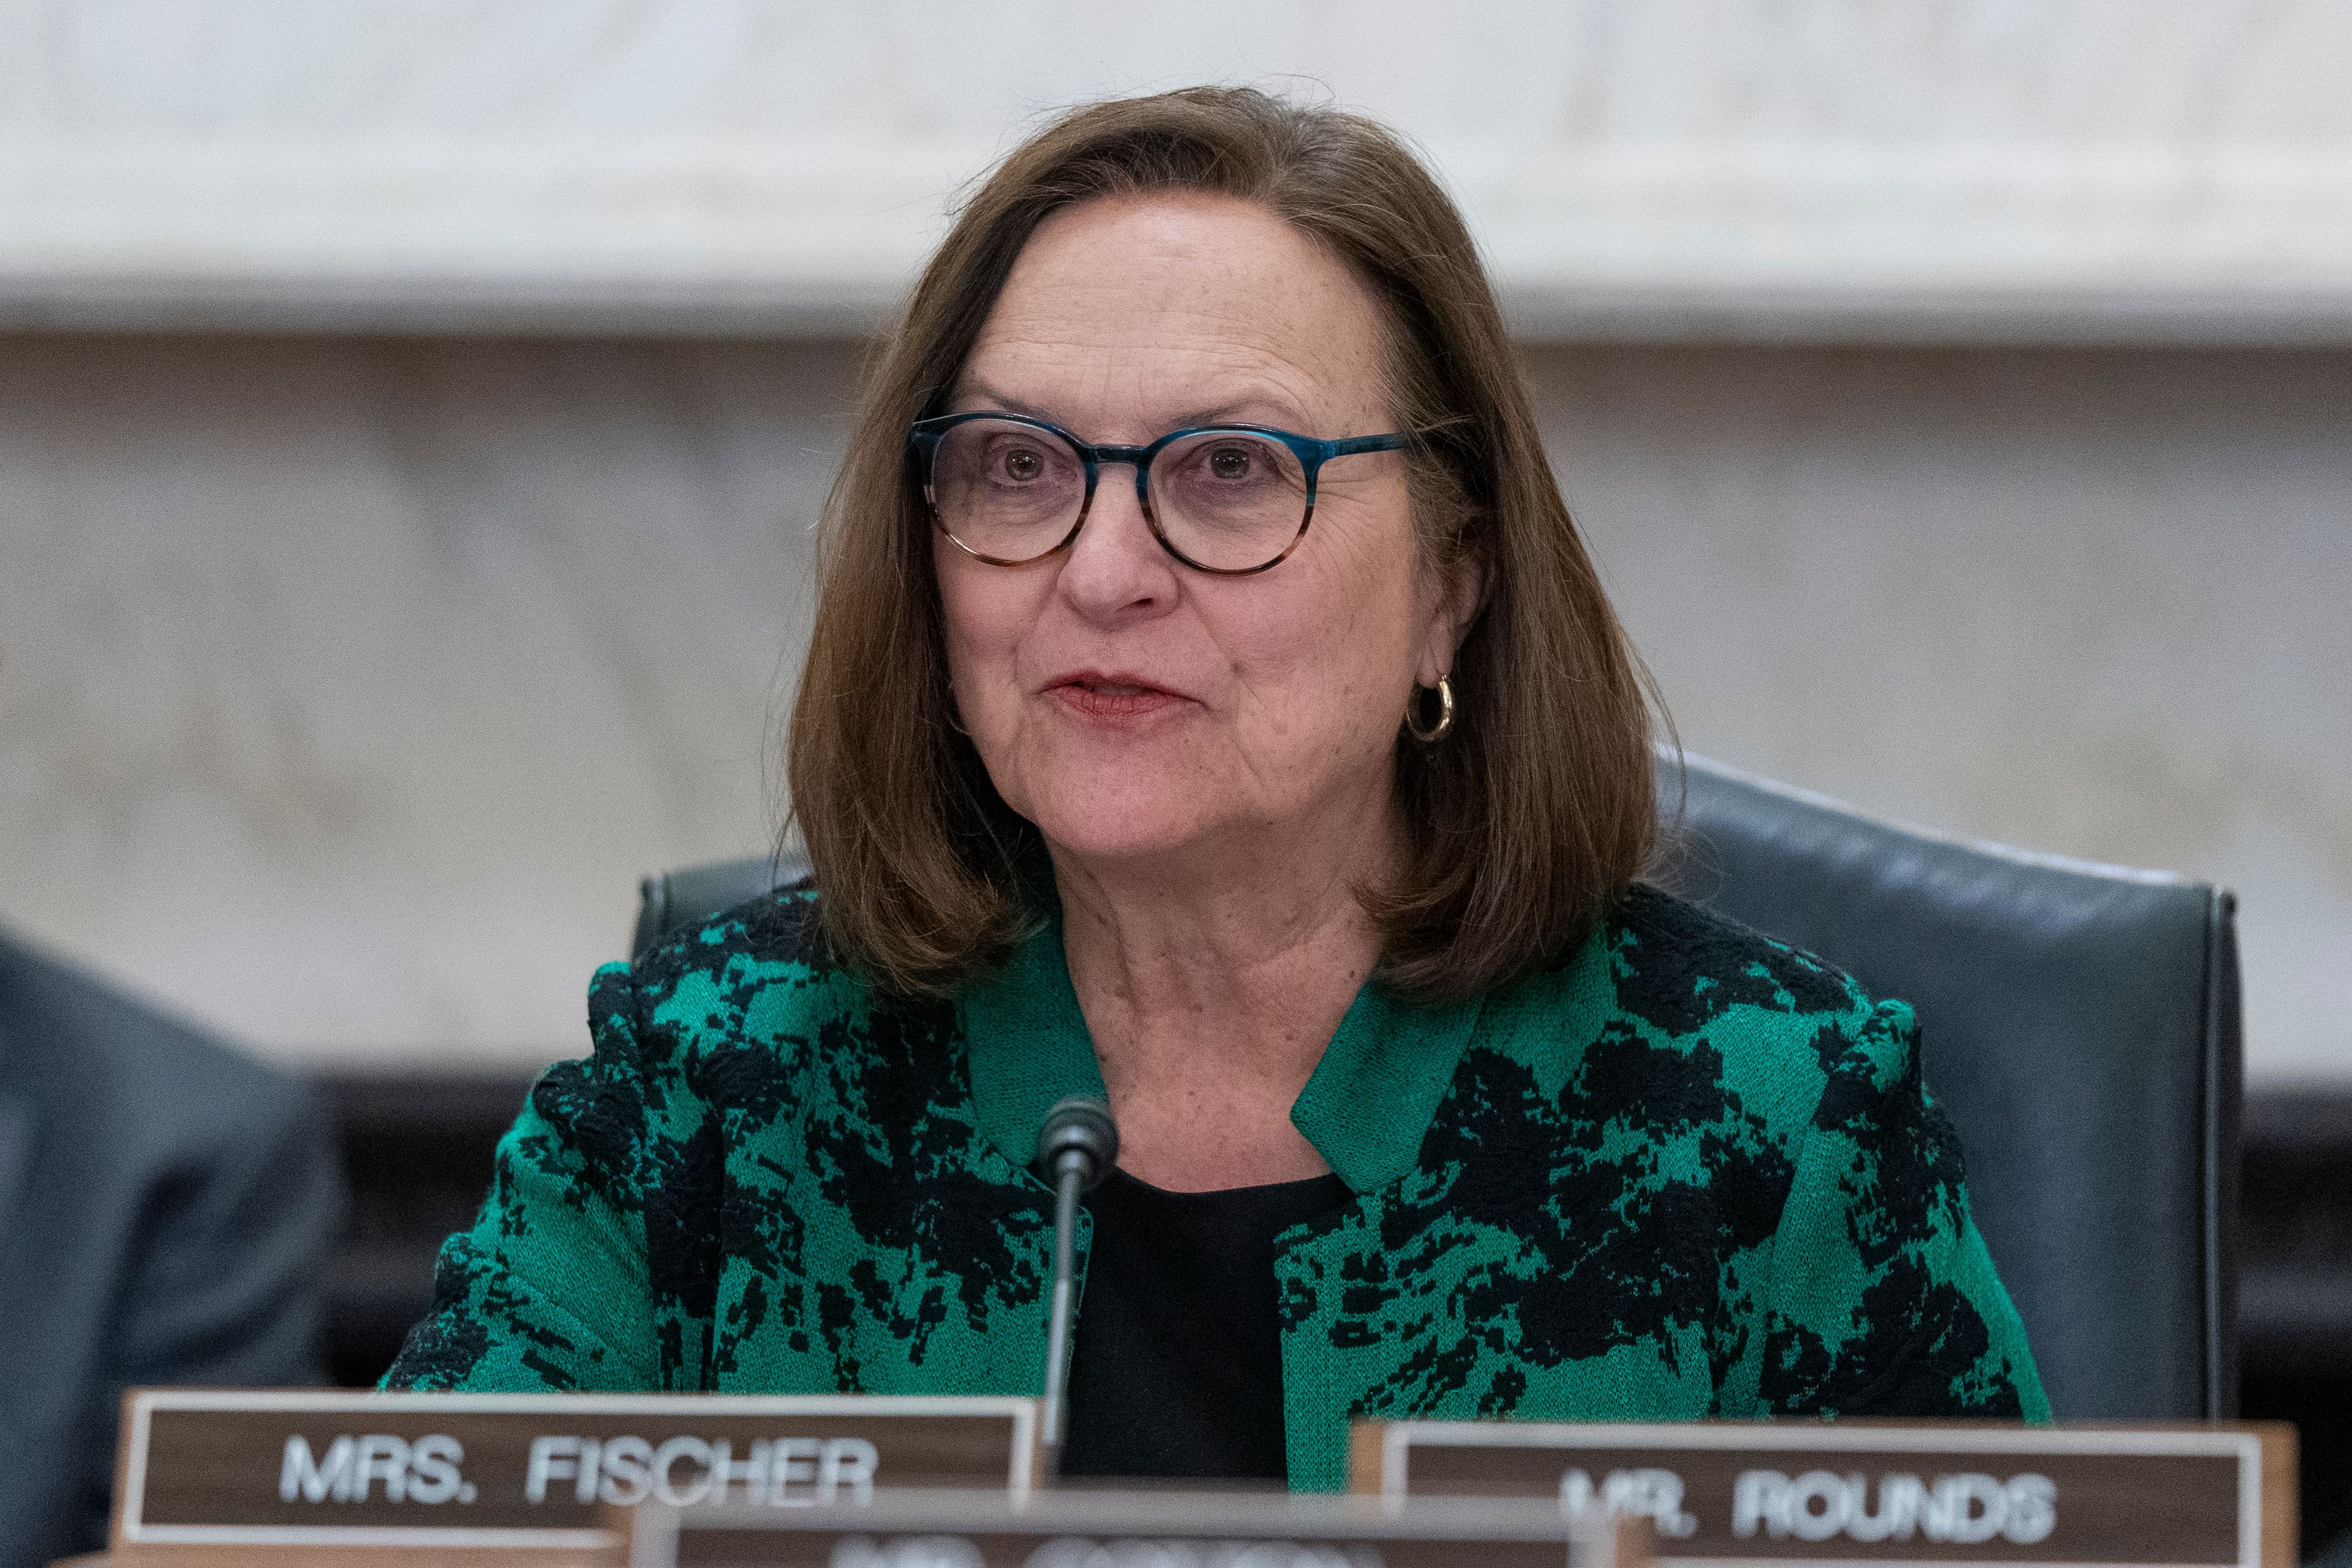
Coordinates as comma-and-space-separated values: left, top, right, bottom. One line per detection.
907, 410, 1411, 576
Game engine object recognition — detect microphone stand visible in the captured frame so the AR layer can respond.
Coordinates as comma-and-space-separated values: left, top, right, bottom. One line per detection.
1035, 1096, 1118, 1476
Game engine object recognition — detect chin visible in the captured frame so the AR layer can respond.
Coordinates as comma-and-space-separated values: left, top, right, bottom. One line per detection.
1021, 780, 1221, 867
1031, 807, 1212, 866
994, 736, 1228, 862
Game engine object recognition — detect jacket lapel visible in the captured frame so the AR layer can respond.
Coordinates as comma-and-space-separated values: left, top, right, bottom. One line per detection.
956, 913, 1109, 1177
1289, 984, 1482, 1194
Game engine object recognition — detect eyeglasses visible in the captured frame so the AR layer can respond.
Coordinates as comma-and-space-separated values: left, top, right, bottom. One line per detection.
908, 412, 1409, 575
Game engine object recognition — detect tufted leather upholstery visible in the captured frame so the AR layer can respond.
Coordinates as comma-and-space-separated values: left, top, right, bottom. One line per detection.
631, 752, 2239, 1420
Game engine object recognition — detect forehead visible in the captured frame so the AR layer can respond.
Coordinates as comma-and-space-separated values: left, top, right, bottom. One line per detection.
958, 192, 1390, 433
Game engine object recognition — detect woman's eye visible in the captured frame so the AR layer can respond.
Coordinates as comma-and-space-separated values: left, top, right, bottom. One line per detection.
1205, 445, 1255, 480
998, 447, 1044, 481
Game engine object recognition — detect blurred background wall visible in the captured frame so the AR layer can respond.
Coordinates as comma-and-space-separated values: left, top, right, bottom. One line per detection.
2, 0, 2347, 1088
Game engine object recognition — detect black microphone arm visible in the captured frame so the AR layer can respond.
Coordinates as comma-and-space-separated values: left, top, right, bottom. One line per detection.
1034, 1095, 1118, 1464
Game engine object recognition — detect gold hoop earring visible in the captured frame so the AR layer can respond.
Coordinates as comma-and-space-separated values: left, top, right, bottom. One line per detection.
1405, 676, 1454, 744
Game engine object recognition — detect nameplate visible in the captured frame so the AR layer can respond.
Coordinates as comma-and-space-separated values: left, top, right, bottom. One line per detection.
111, 1389, 1040, 1560
1349, 1421, 2295, 1568
619, 1490, 1651, 1568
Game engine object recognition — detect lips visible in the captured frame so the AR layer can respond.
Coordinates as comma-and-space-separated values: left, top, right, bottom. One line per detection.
1046, 670, 1189, 722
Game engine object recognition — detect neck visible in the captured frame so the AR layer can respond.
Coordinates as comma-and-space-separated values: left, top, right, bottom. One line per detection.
1049, 786, 1403, 1190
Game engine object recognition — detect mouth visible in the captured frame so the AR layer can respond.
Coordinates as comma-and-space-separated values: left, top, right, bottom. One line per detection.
1046, 671, 1189, 721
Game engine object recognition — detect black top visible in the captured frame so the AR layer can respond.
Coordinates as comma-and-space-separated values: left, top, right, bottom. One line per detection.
1060, 1166, 1354, 1481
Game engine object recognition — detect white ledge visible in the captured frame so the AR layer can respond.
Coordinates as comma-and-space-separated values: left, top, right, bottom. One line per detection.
11, 274, 2352, 347
6, 138, 2351, 344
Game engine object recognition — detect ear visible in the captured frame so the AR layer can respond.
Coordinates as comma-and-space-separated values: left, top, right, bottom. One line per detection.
1415, 538, 1489, 688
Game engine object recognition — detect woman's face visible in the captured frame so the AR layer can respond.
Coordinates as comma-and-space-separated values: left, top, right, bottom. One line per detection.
937, 192, 1467, 875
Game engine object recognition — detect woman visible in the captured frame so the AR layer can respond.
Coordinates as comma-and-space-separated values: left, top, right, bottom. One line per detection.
389, 87, 2045, 1489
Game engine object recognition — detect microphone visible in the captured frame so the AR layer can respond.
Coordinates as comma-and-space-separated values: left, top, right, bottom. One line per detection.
1034, 1095, 1118, 1467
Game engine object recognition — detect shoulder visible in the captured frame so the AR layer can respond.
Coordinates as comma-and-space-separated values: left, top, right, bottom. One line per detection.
1605, 882, 1880, 1038
622, 878, 831, 1001
0, 924, 326, 1164
1627, 884, 1920, 1128
563, 881, 959, 1126
601, 880, 891, 1044
1479, 884, 1917, 1144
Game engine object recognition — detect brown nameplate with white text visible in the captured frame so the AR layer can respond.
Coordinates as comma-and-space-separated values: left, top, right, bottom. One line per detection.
111, 1390, 1040, 1564
1349, 1421, 2294, 1568
619, 1490, 1653, 1568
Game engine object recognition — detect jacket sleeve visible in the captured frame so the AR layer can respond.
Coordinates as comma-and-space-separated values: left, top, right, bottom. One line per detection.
383, 962, 667, 1392
1755, 997, 2050, 1420
109, 1074, 343, 1390
86, 1066, 342, 1556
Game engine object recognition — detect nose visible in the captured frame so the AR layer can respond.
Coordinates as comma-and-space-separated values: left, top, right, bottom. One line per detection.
1054, 464, 1180, 623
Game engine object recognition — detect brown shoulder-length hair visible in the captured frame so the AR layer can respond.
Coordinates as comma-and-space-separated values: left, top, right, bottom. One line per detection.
787, 85, 1659, 1001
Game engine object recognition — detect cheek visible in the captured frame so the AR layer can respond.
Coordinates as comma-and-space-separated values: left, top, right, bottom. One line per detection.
1321, 507, 1425, 668
1221, 539, 1420, 748
935, 549, 1030, 696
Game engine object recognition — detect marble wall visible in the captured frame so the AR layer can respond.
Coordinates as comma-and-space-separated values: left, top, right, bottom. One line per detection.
1, 0, 2344, 1084
0, 334, 843, 1063
1533, 343, 2352, 1088
2, 333, 2343, 1082
5, 0, 2350, 339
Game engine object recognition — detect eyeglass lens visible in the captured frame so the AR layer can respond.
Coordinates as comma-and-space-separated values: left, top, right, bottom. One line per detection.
929, 418, 1311, 571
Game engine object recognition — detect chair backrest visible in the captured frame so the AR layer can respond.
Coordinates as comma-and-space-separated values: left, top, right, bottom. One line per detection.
1658, 755, 2239, 1420
632, 753, 2240, 1419
630, 851, 810, 965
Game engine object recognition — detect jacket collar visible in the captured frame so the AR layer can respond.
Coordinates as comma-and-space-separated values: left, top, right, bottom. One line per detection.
1290, 978, 1482, 1192
957, 915, 1482, 1196
956, 916, 1108, 1188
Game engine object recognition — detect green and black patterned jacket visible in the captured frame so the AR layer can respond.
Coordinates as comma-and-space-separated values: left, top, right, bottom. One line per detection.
388, 881, 2046, 1487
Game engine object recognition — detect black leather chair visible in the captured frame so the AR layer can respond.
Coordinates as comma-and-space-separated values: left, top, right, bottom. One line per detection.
1656, 755, 2239, 1421
631, 752, 2241, 1421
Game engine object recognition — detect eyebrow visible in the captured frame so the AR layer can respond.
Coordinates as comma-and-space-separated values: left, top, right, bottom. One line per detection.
951, 379, 1316, 435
